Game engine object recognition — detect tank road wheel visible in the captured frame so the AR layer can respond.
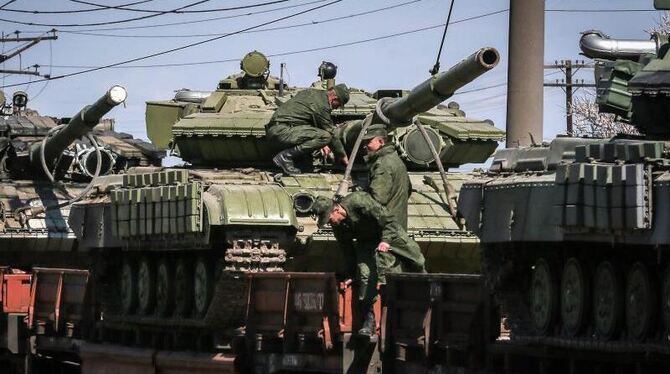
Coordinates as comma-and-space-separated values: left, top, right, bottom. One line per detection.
625, 262, 655, 341
174, 258, 194, 318
560, 258, 590, 336
530, 258, 558, 336
593, 261, 623, 340
156, 259, 175, 317
662, 265, 670, 335
137, 257, 157, 315
194, 256, 214, 319
120, 259, 138, 315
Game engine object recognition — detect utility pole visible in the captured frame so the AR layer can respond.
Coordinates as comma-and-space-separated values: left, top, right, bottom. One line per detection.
506, 0, 544, 147
544, 60, 595, 135
0, 30, 57, 78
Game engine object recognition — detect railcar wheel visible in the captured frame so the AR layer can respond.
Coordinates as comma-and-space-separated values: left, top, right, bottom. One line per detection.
120, 259, 137, 315
174, 258, 194, 318
156, 259, 175, 317
593, 261, 623, 340
530, 258, 558, 336
561, 257, 589, 336
137, 257, 156, 315
625, 262, 655, 341
194, 256, 214, 318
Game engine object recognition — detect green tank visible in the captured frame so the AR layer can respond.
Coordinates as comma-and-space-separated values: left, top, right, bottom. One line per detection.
458, 0, 670, 353
0, 86, 162, 261
68, 49, 504, 337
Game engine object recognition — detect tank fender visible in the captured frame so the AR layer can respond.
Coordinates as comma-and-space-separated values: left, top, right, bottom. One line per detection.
204, 184, 298, 228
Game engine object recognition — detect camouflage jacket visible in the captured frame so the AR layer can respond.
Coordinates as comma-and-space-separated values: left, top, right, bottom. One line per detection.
364, 144, 411, 229
269, 89, 345, 157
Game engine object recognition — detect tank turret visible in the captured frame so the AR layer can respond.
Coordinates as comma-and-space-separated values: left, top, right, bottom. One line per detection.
29, 85, 127, 174
580, 21, 670, 136
145, 48, 503, 169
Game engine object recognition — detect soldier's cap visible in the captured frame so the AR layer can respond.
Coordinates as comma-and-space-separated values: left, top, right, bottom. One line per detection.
362, 123, 388, 141
312, 195, 336, 228
332, 84, 350, 105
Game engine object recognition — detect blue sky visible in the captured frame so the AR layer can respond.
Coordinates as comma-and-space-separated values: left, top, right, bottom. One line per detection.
0, 0, 663, 151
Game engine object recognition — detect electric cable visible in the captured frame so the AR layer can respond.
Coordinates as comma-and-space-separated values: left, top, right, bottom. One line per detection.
41, 9, 509, 70
67, 0, 290, 14
29, 38, 51, 101
16, 0, 327, 33
61, 0, 421, 39
1, 0, 342, 88
0, 0, 294, 28
0, 0, 155, 14
0, 0, 16, 10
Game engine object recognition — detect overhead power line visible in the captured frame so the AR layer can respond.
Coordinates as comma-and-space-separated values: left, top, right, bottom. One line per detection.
41, 9, 509, 70
15, 0, 328, 33
68, 0, 290, 14
0, 0, 16, 10
0, 0, 292, 27
0, 0, 156, 14
545, 8, 658, 13
61, 0, 423, 39
1, 0, 342, 88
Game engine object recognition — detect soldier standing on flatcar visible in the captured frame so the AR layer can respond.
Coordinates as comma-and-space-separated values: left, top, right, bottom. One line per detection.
311, 193, 425, 337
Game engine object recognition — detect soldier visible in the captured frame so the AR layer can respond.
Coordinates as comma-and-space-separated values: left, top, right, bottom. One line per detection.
311, 192, 425, 337
361, 123, 413, 285
362, 123, 411, 230
266, 84, 350, 175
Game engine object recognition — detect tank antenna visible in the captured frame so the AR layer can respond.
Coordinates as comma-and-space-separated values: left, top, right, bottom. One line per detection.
430, 0, 456, 75
279, 62, 285, 97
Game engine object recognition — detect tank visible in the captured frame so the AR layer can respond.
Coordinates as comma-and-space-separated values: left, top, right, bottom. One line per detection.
67, 49, 503, 341
458, 0, 670, 352
0, 86, 162, 261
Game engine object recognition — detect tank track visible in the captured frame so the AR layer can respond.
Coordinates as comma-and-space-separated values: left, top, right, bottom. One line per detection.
205, 239, 287, 327
484, 242, 670, 355
224, 239, 286, 273
96, 238, 286, 349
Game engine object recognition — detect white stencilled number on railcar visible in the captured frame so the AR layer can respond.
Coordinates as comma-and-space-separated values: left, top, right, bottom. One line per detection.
293, 292, 324, 312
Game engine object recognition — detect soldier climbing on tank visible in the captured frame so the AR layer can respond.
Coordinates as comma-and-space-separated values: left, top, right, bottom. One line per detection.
266, 84, 350, 175
311, 192, 425, 338
361, 123, 413, 286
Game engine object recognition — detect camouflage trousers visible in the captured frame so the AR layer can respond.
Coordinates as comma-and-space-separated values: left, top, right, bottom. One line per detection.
265, 122, 332, 154
377, 236, 427, 284
351, 238, 426, 308
350, 242, 379, 309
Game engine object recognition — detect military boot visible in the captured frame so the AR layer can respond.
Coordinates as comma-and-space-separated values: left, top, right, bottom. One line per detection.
357, 309, 376, 338
273, 146, 302, 175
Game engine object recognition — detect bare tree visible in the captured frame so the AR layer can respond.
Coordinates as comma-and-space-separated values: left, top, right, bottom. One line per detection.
646, 11, 670, 35
570, 12, 670, 138
572, 94, 638, 138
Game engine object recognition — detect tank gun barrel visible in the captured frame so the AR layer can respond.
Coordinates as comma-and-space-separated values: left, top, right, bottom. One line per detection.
30, 85, 127, 170
579, 30, 658, 60
378, 47, 500, 129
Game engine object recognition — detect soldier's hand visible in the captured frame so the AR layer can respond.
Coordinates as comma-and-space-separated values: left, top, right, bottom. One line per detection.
377, 242, 390, 253
340, 155, 349, 166
320, 145, 332, 157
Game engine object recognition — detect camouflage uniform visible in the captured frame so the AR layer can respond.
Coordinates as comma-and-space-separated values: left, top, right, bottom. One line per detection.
329, 192, 425, 308
365, 143, 411, 230
363, 128, 413, 282
265, 89, 346, 158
